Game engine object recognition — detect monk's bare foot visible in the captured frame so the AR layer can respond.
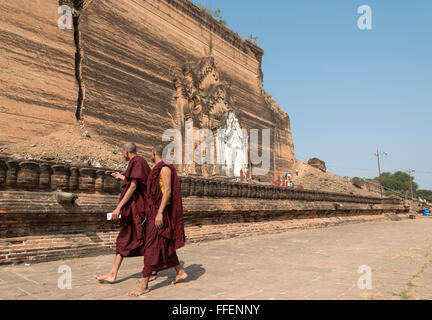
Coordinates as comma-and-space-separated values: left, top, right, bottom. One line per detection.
136, 275, 157, 284
95, 272, 116, 284
127, 287, 150, 297
127, 281, 150, 297
171, 269, 188, 285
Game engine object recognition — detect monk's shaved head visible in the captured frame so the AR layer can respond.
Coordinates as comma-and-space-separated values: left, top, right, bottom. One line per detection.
123, 142, 137, 154
152, 144, 165, 157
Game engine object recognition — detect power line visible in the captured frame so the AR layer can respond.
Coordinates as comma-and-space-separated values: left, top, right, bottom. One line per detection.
372, 149, 388, 177
408, 169, 416, 200
415, 170, 432, 175
326, 165, 377, 173
295, 153, 431, 190
297, 154, 431, 175
296, 154, 382, 174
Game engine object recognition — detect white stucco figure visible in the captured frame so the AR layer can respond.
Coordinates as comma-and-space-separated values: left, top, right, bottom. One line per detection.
216, 110, 248, 177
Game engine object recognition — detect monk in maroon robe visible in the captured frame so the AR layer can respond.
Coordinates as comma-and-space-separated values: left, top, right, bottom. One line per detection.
128, 144, 187, 296
96, 142, 151, 283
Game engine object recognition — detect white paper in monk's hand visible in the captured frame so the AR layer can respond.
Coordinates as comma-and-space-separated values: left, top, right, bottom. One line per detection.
107, 212, 121, 220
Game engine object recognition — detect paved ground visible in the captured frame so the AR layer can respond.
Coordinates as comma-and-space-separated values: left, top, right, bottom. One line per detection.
1, 217, 431, 300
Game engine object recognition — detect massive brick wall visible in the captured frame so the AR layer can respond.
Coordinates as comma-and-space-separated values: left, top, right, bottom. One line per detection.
0, 0, 77, 145
79, 0, 295, 180
0, 0, 295, 181
0, 158, 407, 265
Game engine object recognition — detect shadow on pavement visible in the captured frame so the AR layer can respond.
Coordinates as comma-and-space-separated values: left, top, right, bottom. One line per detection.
115, 262, 206, 288
149, 262, 206, 291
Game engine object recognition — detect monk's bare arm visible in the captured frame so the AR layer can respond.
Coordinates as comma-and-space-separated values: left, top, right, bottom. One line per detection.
112, 179, 137, 219
155, 167, 172, 228
159, 167, 172, 213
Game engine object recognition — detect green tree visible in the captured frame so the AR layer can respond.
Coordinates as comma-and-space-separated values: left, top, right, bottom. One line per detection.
416, 189, 432, 202
374, 171, 418, 196
245, 34, 259, 45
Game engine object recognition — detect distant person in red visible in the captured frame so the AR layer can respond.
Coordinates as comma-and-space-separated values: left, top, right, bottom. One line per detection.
128, 144, 187, 296
95, 142, 151, 284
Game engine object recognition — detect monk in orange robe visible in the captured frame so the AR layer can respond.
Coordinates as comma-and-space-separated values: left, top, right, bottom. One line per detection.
128, 144, 187, 296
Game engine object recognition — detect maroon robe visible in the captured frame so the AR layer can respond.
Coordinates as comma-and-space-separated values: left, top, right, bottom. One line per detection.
142, 161, 185, 277
116, 155, 151, 257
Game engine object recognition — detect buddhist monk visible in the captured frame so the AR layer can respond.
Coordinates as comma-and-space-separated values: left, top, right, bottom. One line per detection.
95, 142, 153, 284
127, 144, 187, 296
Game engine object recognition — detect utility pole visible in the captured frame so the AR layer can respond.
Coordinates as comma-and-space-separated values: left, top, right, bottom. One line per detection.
372, 149, 388, 177
408, 168, 416, 200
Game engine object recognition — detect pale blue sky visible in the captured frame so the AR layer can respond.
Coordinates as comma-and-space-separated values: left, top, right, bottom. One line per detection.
194, 0, 432, 189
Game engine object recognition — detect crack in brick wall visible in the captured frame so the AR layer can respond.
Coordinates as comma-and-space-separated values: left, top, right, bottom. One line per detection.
73, 14, 85, 121
59, 0, 93, 121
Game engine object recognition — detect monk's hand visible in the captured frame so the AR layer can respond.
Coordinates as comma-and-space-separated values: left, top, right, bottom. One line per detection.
112, 208, 121, 220
155, 211, 164, 229
111, 172, 124, 180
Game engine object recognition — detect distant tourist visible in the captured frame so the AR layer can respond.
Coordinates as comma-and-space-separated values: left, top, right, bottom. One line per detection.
296, 169, 299, 176
128, 144, 187, 296
95, 142, 152, 284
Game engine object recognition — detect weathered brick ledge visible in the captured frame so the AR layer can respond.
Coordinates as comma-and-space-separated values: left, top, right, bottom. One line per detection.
0, 158, 407, 265
0, 157, 401, 204
0, 157, 122, 194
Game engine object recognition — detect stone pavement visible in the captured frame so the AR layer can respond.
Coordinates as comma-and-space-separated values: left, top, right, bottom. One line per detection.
0, 217, 431, 300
